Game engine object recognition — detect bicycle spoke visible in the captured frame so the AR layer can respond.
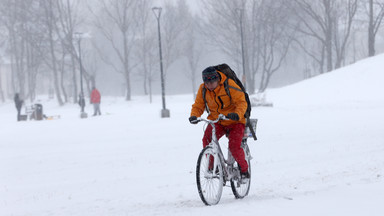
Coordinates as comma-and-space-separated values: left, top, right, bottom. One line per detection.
196, 147, 223, 205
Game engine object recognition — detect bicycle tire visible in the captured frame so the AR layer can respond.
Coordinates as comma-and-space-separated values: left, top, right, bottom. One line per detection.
230, 143, 251, 199
196, 146, 224, 205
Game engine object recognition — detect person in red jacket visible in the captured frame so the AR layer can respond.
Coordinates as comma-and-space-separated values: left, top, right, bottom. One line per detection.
90, 87, 101, 116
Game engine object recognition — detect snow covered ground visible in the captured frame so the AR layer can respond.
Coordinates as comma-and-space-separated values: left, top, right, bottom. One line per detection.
1, 54, 384, 216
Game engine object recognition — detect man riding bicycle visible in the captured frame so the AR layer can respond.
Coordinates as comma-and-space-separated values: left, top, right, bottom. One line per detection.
189, 66, 250, 180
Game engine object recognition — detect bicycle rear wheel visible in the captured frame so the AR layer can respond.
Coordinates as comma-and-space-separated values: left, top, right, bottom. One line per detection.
196, 146, 224, 205
230, 143, 251, 199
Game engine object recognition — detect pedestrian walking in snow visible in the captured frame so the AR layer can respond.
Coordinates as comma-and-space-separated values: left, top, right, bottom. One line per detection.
14, 93, 23, 121
90, 87, 101, 116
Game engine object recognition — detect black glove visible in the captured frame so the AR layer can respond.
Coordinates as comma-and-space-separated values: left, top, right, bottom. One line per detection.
189, 116, 199, 124
226, 113, 239, 121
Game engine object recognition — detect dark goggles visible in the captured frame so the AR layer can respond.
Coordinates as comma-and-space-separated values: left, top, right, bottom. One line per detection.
203, 74, 219, 83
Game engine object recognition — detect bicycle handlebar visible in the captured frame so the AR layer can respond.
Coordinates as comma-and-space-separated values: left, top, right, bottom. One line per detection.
196, 114, 227, 124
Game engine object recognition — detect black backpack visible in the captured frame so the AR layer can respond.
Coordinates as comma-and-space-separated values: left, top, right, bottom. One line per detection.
202, 64, 256, 140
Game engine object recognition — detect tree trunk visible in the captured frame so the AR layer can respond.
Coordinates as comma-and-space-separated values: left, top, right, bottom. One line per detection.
71, 54, 78, 103
325, 0, 333, 72
59, 53, 68, 103
368, 0, 375, 57
125, 77, 131, 101
123, 31, 131, 101
46, 0, 64, 106
0, 69, 4, 102
149, 78, 153, 103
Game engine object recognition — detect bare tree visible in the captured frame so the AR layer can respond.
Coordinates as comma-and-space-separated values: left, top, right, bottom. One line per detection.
255, 0, 296, 93
293, 0, 336, 73
0, 0, 27, 97
40, 0, 64, 105
293, 0, 360, 73
135, 0, 157, 103
22, 2, 49, 103
333, 0, 358, 69
180, 8, 204, 99
0, 54, 4, 102
25, 28, 46, 102
91, 0, 138, 101
162, 0, 202, 99
0, 0, 88, 105
161, 0, 190, 76
202, 0, 294, 93
293, 36, 326, 77
201, 0, 251, 89
0, 0, 46, 101
367, 0, 384, 56
56, 0, 83, 103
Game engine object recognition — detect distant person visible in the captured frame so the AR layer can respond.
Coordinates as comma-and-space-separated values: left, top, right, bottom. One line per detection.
78, 93, 85, 110
90, 87, 101, 116
14, 93, 23, 121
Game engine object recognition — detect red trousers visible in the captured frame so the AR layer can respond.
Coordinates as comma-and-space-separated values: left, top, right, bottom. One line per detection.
202, 123, 248, 173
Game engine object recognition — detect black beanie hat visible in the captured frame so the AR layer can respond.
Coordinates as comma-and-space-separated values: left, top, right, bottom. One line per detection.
202, 66, 219, 82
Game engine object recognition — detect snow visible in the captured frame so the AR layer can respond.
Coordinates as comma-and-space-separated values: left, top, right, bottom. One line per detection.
1, 54, 384, 215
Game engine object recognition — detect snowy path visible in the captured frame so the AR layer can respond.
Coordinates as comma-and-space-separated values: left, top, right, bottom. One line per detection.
1, 54, 384, 215
1, 94, 383, 216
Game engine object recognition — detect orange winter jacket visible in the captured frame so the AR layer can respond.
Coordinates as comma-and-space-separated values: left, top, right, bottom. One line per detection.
190, 71, 247, 126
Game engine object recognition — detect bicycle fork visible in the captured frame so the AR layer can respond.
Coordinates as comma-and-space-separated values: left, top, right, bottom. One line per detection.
204, 143, 228, 181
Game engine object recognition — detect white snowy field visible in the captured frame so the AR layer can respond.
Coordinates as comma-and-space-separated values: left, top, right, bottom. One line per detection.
1, 54, 384, 216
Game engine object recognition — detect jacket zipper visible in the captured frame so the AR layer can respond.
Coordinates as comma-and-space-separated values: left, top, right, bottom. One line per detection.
213, 91, 220, 114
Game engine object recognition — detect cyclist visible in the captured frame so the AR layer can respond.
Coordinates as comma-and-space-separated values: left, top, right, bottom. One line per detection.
189, 66, 250, 179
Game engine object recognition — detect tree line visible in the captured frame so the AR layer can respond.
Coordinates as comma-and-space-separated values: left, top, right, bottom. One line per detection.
202, 0, 384, 93
0, 0, 383, 104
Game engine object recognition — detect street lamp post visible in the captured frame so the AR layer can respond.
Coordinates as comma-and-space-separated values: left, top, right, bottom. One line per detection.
236, 8, 247, 90
74, 32, 88, 119
152, 7, 170, 118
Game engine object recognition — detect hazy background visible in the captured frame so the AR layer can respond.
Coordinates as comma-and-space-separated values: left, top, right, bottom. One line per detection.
1, 0, 384, 105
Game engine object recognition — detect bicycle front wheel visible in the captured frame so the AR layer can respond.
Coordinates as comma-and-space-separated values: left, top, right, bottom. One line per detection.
196, 146, 224, 205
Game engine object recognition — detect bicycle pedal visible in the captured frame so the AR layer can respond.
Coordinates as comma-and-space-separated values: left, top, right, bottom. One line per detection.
236, 181, 246, 187
239, 178, 250, 185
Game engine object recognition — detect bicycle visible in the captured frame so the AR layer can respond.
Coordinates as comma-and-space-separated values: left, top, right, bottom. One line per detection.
195, 114, 257, 205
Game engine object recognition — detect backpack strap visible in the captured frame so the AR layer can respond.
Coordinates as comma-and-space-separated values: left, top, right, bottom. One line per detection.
202, 87, 210, 114
227, 85, 243, 92
223, 79, 232, 101
224, 77, 232, 98
224, 78, 244, 100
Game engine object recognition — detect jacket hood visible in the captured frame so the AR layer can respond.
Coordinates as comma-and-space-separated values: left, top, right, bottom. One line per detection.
217, 71, 227, 85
